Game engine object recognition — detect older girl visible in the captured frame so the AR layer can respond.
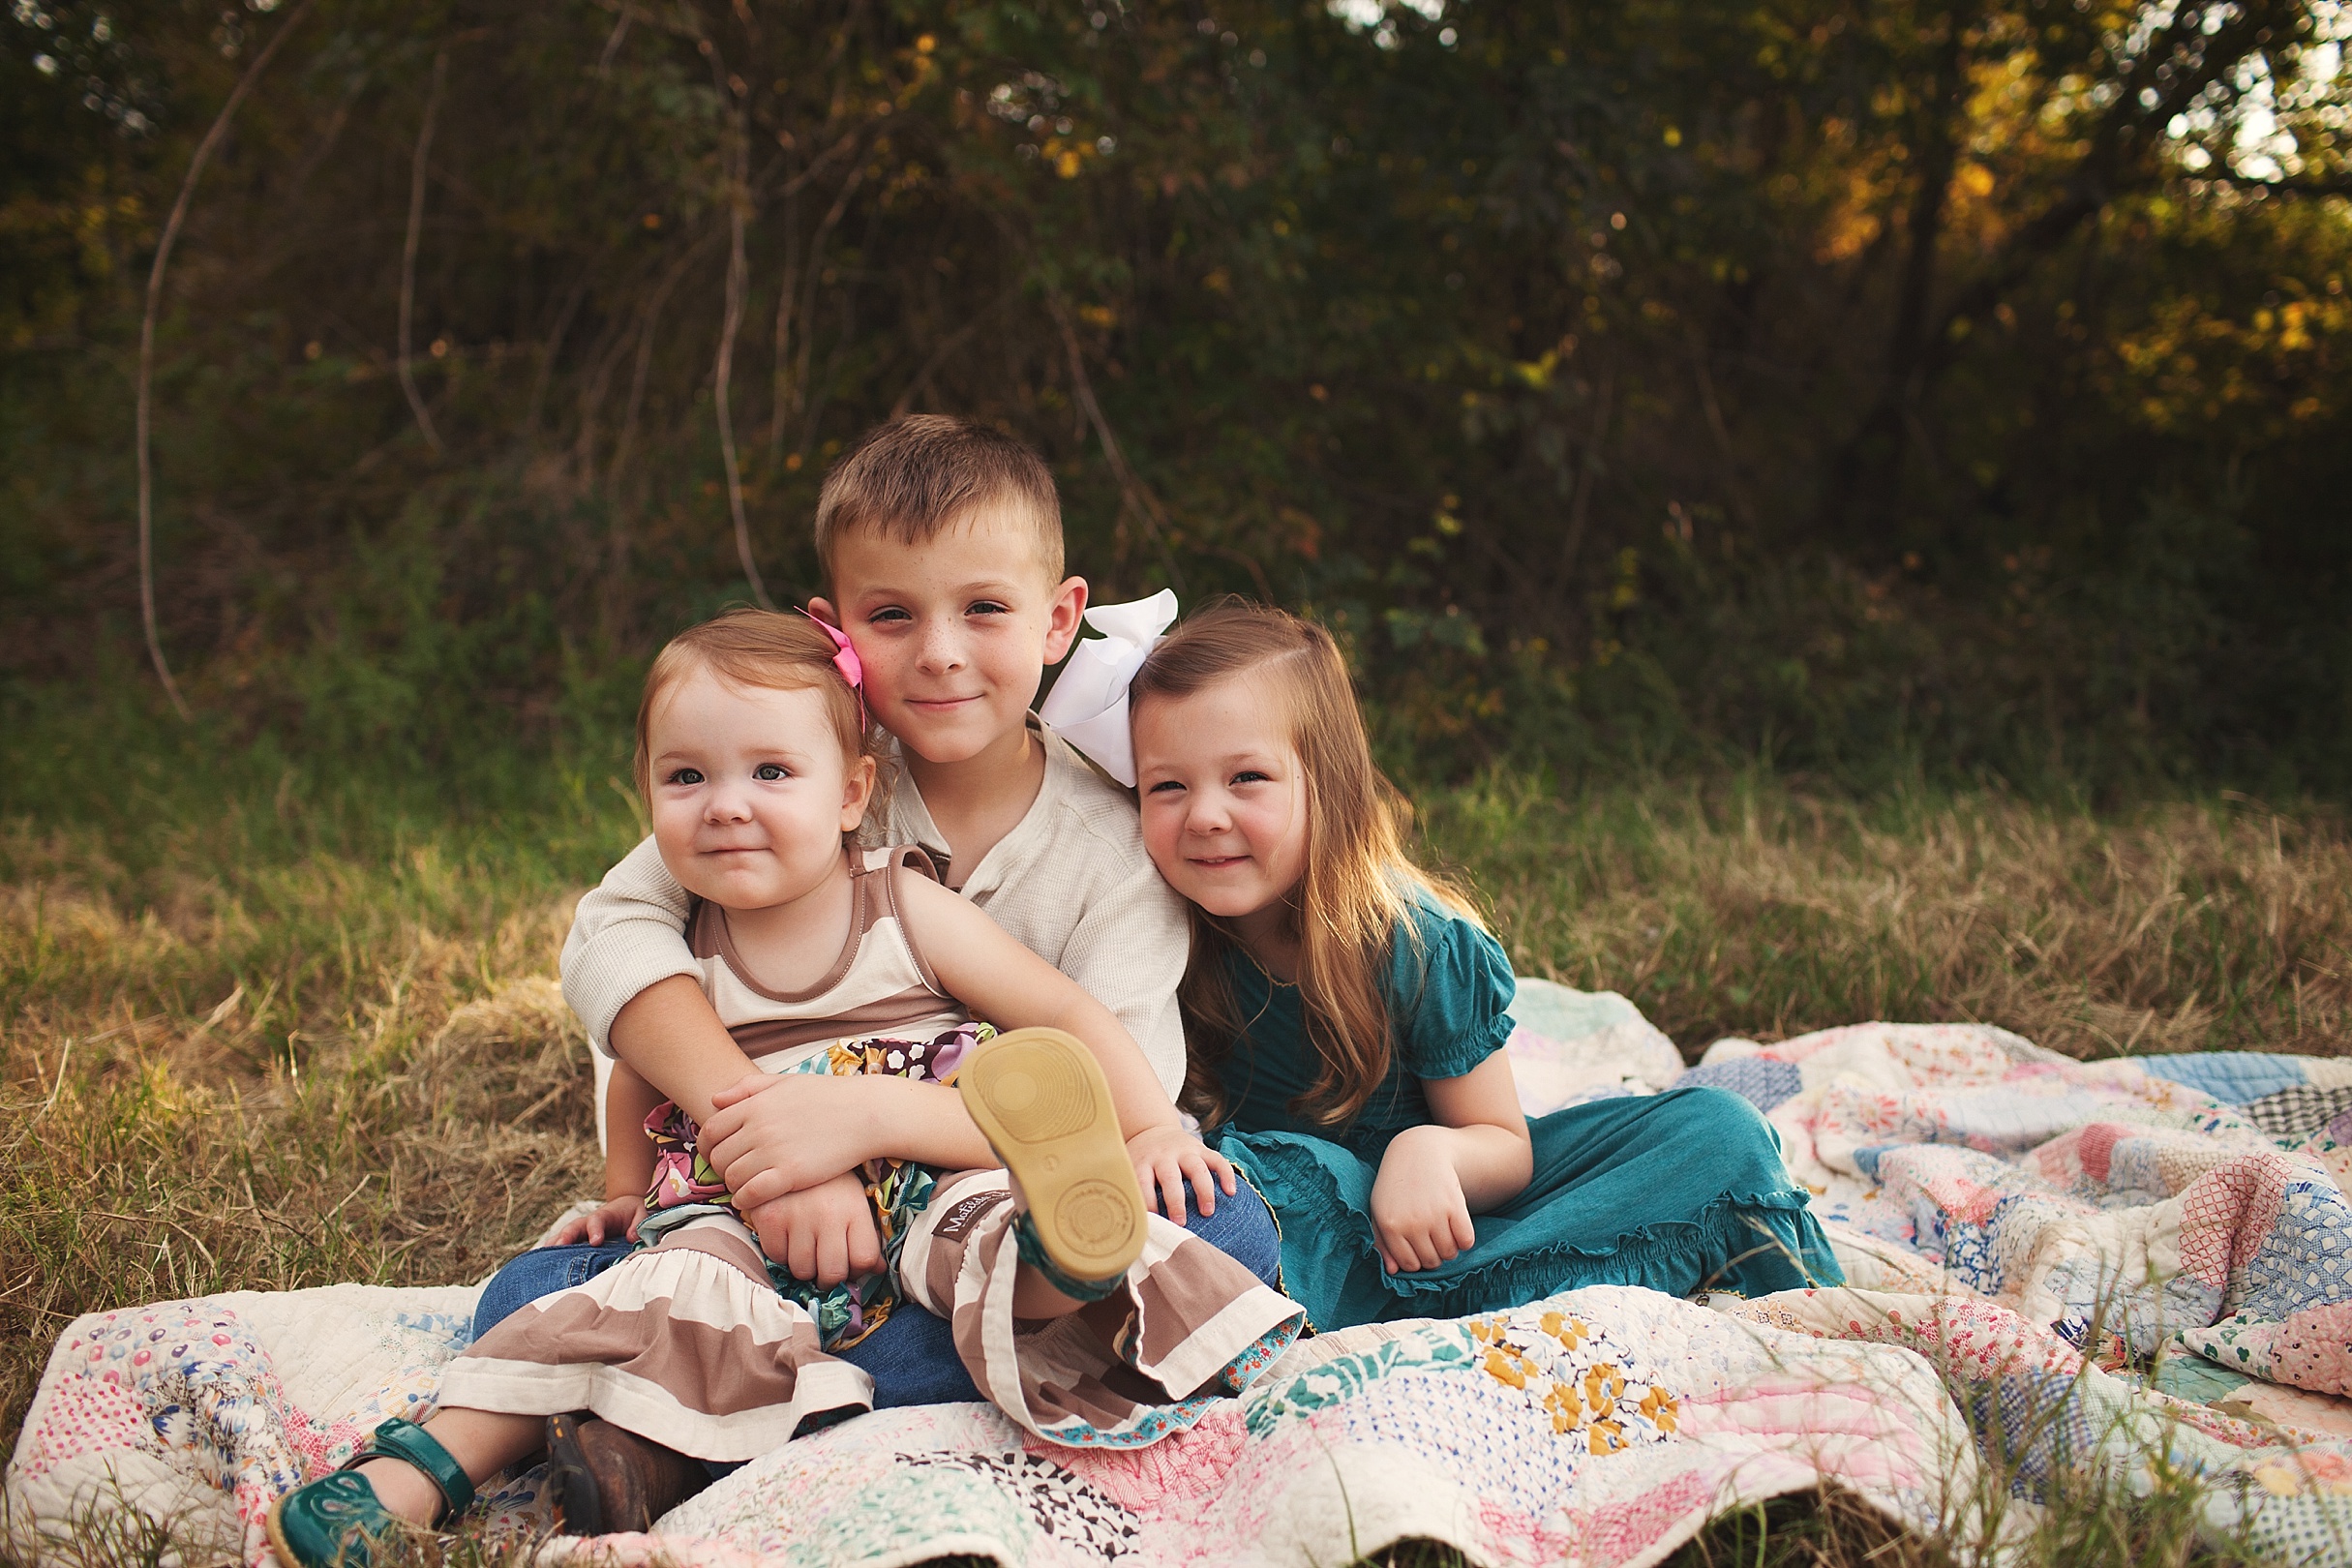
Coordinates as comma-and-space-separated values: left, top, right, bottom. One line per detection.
1126, 603, 1842, 1330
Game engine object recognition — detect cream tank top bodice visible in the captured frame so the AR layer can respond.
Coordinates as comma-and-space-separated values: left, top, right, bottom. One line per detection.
685, 844, 970, 1073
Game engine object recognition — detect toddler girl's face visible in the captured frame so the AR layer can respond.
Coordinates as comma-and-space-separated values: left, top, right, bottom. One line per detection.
1132, 676, 1309, 935
645, 666, 872, 912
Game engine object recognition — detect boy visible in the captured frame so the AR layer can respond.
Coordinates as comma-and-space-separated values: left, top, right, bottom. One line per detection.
471, 417, 1281, 1504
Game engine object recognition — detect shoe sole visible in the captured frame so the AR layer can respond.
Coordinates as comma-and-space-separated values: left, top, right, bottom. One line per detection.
545, 1412, 605, 1536
262, 1498, 304, 1568
265, 1482, 393, 1568
957, 1027, 1147, 1282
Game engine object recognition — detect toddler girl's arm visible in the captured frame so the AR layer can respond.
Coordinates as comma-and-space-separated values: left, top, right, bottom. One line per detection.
560, 836, 703, 1054
899, 875, 1232, 1218
710, 874, 1227, 1216
1051, 860, 1193, 1104
604, 989, 894, 1276
548, 1059, 663, 1246
1368, 1055, 1534, 1274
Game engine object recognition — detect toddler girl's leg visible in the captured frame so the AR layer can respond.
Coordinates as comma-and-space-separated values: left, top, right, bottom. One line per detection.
895, 1167, 1303, 1442
472, 1240, 636, 1340
832, 1185, 1272, 1409
266, 1405, 558, 1565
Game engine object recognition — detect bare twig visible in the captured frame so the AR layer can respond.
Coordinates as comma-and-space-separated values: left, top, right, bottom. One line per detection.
1553, 364, 1614, 603
1048, 292, 1178, 570
1684, 321, 1757, 530
713, 122, 774, 609
135, 0, 317, 720
889, 288, 1015, 419
607, 230, 718, 495
766, 127, 869, 458
596, 3, 636, 72
783, 160, 868, 453
397, 48, 449, 454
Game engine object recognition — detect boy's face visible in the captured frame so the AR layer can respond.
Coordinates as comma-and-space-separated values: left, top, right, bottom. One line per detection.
812, 501, 1086, 768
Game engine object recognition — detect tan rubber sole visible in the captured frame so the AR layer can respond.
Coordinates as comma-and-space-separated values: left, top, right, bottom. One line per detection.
262, 1500, 300, 1568
957, 1026, 1147, 1282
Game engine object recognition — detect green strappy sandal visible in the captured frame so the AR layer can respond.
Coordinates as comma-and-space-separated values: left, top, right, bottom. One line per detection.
264, 1417, 475, 1568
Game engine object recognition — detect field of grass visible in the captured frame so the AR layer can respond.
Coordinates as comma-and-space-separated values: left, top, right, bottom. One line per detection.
3, 711, 2346, 1565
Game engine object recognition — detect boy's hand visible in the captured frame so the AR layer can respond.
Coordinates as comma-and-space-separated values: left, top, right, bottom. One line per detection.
740, 1172, 885, 1286
551, 1192, 646, 1248
1126, 1123, 1237, 1221
1369, 1126, 1477, 1274
703, 1072, 882, 1209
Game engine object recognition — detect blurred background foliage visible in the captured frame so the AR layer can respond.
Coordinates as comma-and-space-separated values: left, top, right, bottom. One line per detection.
3, 0, 2349, 810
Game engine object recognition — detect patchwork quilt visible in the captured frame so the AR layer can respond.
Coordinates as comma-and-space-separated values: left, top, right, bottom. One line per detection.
13, 985, 2352, 1567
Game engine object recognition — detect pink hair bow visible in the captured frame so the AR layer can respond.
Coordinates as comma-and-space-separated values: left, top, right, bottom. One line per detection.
800, 608, 868, 730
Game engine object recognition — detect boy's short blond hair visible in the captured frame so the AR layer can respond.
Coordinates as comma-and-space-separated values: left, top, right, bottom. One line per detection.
814, 415, 1065, 585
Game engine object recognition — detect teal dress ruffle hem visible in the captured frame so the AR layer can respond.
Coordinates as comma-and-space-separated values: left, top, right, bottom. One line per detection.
1220, 1086, 1842, 1330
1206, 899, 1843, 1331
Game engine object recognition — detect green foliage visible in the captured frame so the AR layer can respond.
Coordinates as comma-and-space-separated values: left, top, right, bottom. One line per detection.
1, 0, 2348, 792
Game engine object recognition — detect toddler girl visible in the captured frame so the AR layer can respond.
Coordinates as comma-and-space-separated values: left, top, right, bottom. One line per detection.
267, 610, 1302, 1568
1125, 602, 1843, 1331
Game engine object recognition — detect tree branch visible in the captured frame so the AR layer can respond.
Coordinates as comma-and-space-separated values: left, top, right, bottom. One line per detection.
1048, 292, 1182, 587
714, 119, 774, 610
135, 0, 317, 720
397, 47, 449, 455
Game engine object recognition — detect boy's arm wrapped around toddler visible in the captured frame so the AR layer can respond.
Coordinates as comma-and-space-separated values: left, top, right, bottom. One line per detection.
559, 834, 703, 1054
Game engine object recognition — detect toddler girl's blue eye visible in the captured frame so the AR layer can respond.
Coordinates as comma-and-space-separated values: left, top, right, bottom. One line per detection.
753, 764, 789, 781
1233, 769, 1271, 784
669, 768, 706, 786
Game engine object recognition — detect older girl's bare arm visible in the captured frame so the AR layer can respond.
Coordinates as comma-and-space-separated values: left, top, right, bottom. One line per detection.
901, 877, 1183, 1137
1368, 1054, 1533, 1274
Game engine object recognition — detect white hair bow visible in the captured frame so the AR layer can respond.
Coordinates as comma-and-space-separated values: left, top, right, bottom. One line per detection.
1037, 588, 1179, 787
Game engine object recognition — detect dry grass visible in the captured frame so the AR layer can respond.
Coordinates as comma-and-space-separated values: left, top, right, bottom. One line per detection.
0, 820, 603, 1445
5, 773, 2349, 1565
1428, 778, 2352, 1060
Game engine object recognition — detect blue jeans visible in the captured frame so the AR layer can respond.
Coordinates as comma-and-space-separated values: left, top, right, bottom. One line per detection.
471, 1180, 1283, 1409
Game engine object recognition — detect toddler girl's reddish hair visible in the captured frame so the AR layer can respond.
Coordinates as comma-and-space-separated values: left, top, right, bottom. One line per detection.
632, 608, 878, 804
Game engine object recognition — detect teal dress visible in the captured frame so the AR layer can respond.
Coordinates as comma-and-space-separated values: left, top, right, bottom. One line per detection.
1211, 903, 1843, 1330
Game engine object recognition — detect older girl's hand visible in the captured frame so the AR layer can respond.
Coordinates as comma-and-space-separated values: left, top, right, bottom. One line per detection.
1126, 1123, 1238, 1221
1368, 1125, 1478, 1273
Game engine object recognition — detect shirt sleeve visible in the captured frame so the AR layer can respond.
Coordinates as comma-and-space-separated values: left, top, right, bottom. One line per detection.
559, 834, 702, 1056
1390, 908, 1518, 1082
1053, 859, 1193, 1101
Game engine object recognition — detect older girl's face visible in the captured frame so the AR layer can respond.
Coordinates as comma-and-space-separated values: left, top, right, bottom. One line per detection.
1132, 676, 1310, 946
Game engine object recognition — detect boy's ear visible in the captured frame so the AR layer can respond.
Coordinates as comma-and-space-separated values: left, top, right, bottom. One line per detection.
807, 596, 841, 630
1042, 575, 1089, 665
840, 753, 878, 831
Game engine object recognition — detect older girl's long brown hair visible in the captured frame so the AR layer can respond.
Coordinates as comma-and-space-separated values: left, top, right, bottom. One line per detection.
1131, 602, 1482, 1130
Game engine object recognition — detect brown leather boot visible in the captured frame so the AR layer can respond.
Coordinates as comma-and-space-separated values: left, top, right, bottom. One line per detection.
545, 1412, 710, 1535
